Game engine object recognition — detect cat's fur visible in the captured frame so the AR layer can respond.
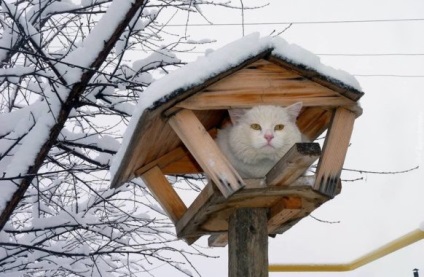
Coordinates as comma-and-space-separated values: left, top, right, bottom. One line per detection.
216, 103, 303, 178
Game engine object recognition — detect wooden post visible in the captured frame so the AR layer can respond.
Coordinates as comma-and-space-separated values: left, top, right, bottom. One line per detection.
228, 208, 268, 277
141, 166, 187, 224
314, 107, 356, 196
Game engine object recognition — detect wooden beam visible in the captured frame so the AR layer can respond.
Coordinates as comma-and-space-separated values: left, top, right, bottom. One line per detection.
135, 147, 188, 176
176, 176, 326, 239
161, 154, 202, 175
208, 233, 228, 247
168, 109, 244, 198
135, 146, 202, 175
164, 59, 362, 117
209, 197, 304, 248
135, 127, 218, 176
297, 107, 332, 141
267, 56, 364, 102
267, 197, 302, 234
176, 182, 218, 242
175, 92, 356, 111
314, 107, 356, 196
266, 143, 321, 186
141, 166, 187, 224
228, 208, 269, 277
208, 197, 303, 247
268, 209, 302, 234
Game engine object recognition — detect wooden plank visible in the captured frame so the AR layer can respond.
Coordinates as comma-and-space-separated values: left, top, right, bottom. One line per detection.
135, 147, 188, 176
161, 154, 202, 174
135, 127, 218, 176
166, 59, 361, 116
175, 92, 356, 111
222, 177, 320, 203
211, 59, 303, 84
168, 109, 244, 198
209, 197, 303, 247
268, 209, 302, 234
271, 199, 316, 235
176, 182, 219, 243
266, 143, 321, 186
135, 146, 202, 175
314, 107, 356, 196
111, 111, 158, 188
181, 59, 346, 95
267, 197, 302, 234
228, 208, 269, 277
176, 177, 326, 239
113, 107, 223, 188
211, 196, 304, 247
297, 107, 332, 141
208, 233, 228, 247
141, 166, 187, 224
267, 56, 364, 102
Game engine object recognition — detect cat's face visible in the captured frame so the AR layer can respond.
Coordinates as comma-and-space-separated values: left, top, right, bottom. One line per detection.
228, 103, 302, 161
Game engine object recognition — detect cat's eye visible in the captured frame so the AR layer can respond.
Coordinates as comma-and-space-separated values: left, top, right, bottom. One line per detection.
250, 123, 261, 130
274, 124, 285, 131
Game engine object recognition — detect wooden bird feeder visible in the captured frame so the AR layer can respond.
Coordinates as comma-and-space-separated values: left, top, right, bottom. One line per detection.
111, 38, 364, 254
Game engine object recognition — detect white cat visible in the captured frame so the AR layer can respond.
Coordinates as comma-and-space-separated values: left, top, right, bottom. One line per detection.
216, 103, 303, 178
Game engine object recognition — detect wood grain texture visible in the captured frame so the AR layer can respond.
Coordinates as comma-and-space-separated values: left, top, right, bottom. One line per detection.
267, 56, 364, 102
175, 177, 329, 240
208, 233, 228, 247
161, 154, 202, 175
266, 143, 321, 186
168, 109, 244, 198
135, 147, 188, 176
268, 208, 302, 234
112, 109, 225, 188
172, 60, 359, 113
141, 166, 187, 224
267, 197, 302, 234
228, 208, 269, 277
314, 107, 356, 196
208, 197, 304, 247
297, 107, 333, 141
176, 181, 218, 243
112, 109, 181, 188
112, 56, 363, 189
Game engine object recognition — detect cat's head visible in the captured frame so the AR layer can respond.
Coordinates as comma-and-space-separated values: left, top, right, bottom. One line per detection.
228, 103, 303, 162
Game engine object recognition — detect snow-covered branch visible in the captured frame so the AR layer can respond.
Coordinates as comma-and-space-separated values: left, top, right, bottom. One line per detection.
0, 0, 244, 275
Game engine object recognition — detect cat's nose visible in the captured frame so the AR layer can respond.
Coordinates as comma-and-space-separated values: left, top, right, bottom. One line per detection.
264, 132, 274, 142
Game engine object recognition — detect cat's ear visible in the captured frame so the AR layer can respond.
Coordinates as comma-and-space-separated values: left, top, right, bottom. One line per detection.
286, 102, 303, 121
228, 109, 247, 124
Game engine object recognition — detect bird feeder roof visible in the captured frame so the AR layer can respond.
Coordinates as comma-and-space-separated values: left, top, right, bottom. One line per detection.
110, 33, 364, 189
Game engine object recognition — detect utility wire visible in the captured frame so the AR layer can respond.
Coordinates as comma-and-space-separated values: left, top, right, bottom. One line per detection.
163, 18, 424, 27
318, 53, 424, 57
171, 51, 424, 56
354, 74, 424, 78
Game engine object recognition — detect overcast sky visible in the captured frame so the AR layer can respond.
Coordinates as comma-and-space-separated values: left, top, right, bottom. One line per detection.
152, 1, 424, 276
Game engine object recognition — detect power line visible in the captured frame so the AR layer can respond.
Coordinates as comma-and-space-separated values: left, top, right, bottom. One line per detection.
172, 51, 424, 57
124, 48, 424, 56
318, 53, 424, 57
163, 18, 424, 27
354, 74, 424, 78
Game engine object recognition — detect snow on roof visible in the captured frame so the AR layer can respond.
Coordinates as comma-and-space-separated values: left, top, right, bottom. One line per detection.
110, 33, 362, 179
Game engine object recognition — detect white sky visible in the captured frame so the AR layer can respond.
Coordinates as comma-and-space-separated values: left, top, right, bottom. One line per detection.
151, 0, 424, 276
